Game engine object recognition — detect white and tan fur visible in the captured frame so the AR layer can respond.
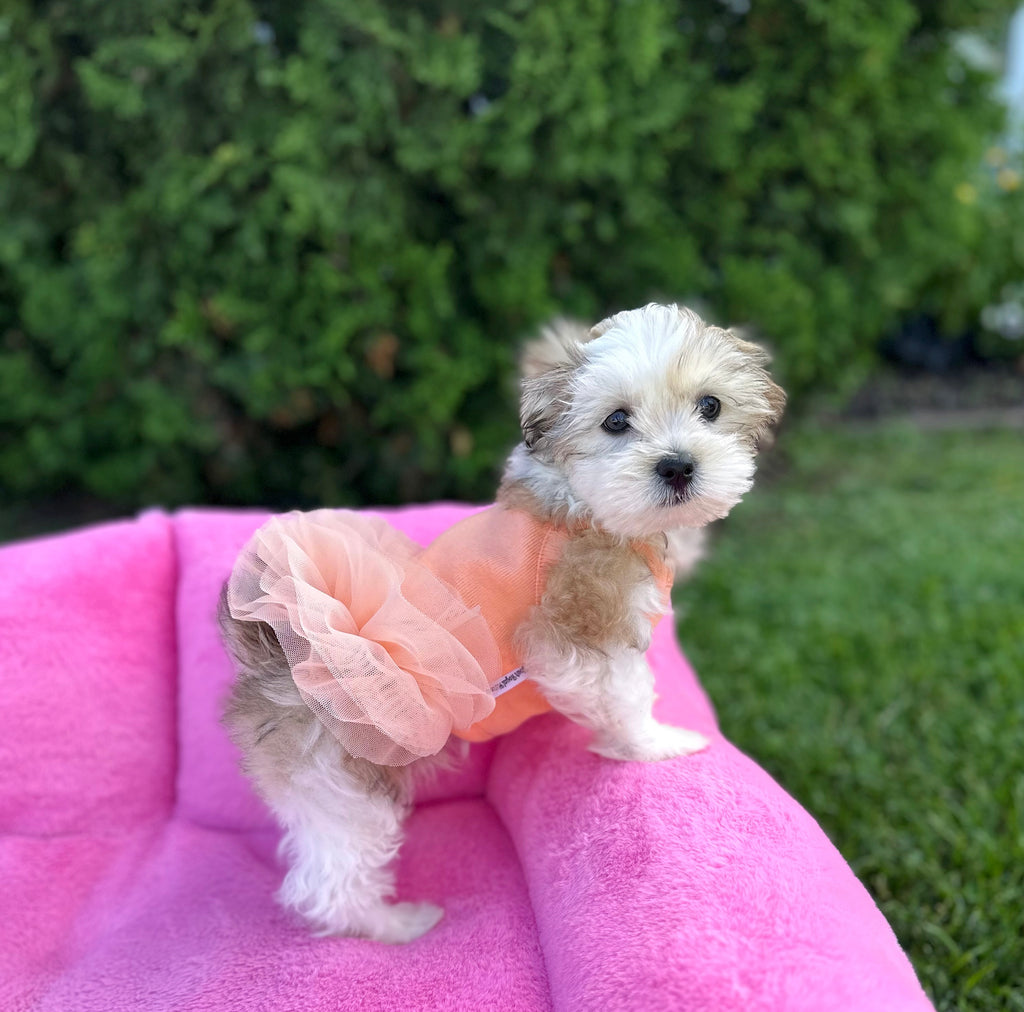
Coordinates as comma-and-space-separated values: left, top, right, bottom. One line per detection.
219, 303, 784, 943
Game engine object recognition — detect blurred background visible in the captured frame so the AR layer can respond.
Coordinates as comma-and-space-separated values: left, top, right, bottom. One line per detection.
1, 2, 1021, 1009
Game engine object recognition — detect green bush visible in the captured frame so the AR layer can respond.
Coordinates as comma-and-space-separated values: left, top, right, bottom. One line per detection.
0, 0, 1020, 511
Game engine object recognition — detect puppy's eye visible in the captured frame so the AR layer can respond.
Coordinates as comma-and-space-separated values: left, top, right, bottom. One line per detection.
697, 395, 721, 421
601, 409, 630, 434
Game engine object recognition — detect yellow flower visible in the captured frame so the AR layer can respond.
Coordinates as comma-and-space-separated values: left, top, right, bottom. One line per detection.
985, 146, 1008, 167
954, 182, 978, 205
996, 168, 1021, 192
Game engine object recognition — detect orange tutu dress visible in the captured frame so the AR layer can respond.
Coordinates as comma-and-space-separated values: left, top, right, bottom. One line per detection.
226, 506, 673, 766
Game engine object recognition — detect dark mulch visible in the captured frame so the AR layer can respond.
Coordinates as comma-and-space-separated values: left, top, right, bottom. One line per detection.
844, 362, 1024, 421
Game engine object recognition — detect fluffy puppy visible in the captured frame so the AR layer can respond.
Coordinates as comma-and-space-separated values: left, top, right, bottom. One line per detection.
219, 303, 784, 944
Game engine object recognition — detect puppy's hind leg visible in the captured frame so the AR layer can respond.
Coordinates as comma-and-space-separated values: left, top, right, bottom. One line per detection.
219, 599, 441, 943
268, 737, 443, 943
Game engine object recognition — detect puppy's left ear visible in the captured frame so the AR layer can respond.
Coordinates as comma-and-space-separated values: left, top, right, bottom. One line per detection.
520, 318, 589, 378
518, 319, 584, 451
727, 328, 787, 443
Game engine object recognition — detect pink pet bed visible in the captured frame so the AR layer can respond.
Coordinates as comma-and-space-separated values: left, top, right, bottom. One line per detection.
0, 505, 933, 1011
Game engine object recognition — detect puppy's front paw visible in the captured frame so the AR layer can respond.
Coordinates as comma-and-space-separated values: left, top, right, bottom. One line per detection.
591, 724, 709, 763
639, 725, 710, 761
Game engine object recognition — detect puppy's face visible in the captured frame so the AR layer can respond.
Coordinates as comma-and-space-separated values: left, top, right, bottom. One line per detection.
519, 304, 785, 537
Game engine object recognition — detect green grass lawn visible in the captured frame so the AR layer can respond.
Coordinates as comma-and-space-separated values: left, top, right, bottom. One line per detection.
675, 420, 1024, 1011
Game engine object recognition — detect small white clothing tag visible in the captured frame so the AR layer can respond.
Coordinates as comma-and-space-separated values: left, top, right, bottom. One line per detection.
490, 666, 527, 697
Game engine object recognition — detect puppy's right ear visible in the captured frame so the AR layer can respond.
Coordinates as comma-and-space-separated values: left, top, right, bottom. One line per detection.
519, 319, 585, 451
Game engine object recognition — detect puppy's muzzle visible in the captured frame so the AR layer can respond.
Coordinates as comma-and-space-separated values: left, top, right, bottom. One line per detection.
656, 454, 696, 499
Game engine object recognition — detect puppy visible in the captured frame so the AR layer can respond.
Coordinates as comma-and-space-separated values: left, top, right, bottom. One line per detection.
218, 303, 784, 943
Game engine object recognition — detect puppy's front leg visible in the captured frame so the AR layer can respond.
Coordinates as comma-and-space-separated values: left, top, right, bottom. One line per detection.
517, 529, 708, 761
526, 640, 709, 762
585, 648, 709, 761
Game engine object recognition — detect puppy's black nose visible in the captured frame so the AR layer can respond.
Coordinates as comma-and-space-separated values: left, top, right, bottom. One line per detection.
656, 454, 696, 491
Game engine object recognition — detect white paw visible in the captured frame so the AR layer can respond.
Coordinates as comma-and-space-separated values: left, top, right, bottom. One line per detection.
591, 725, 709, 763
365, 901, 444, 944
308, 900, 443, 943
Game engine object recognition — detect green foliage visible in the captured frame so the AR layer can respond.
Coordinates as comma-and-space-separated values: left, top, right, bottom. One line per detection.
678, 422, 1024, 1011
0, 0, 1021, 510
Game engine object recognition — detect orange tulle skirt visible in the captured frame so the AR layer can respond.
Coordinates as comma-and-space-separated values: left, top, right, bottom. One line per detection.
226, 510, 502, 766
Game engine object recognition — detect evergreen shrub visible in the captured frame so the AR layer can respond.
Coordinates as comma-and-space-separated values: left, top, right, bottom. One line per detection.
1, 0, 1020, 510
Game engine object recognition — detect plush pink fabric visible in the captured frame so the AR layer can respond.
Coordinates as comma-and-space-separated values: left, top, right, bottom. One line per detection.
0, 506, 934, 1011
